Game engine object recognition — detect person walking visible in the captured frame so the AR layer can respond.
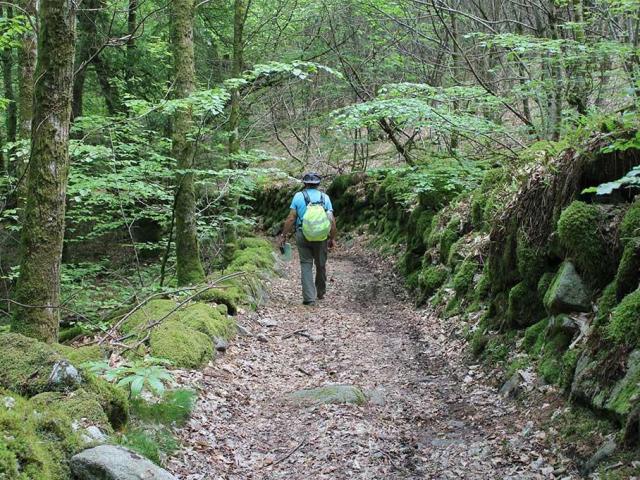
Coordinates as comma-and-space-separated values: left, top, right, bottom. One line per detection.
279, 172, 337, 305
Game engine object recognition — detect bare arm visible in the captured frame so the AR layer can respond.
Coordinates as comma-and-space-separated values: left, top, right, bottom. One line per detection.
280, 209, 297, 245
328, 211, 337, 241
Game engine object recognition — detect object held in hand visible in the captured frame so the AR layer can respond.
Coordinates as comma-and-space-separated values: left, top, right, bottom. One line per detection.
280, 242, 292, 261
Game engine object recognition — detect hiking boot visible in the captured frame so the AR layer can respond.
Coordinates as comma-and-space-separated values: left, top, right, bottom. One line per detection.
303, 300, 316, 306
317, 294, 324, 300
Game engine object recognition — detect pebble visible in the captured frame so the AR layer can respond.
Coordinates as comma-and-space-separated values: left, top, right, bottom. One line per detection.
257, 333, 268, 343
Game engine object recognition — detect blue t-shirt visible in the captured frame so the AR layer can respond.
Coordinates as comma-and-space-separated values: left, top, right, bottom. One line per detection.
290, 189, 333, 227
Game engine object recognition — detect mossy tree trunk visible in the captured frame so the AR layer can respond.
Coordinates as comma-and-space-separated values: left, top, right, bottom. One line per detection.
11, 0, 76, 342
227, 0, 247, 160
16, 0, 37, 208
171, 0, 205, 286
2, 6, 17, 149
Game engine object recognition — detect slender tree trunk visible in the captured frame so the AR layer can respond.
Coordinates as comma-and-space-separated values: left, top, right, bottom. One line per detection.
228, 0, 247, 160
126, 0, 137, 86
16, 0, 37, 209
2, 7, 17, 148
11, 0, 76, 342
171, 0, 205, 286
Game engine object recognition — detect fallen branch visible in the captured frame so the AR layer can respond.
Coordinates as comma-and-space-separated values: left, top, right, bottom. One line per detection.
269, 438, 307, 467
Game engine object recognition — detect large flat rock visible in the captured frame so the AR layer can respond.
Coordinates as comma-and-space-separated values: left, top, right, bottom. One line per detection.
71, 445, 177, 480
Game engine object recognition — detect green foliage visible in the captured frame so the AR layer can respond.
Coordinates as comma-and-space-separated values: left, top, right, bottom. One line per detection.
118, 425, 179, 465
607, 290, 640, 347
83, 357, 174, 398
620, 201, 640, 245
452, 260, 477, 295
131, 389, 196, 426
557, 201, 608, 282
419, 265, 449, 298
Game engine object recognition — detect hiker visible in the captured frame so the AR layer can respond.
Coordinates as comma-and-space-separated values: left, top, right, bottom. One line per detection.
279, 172, 337, 305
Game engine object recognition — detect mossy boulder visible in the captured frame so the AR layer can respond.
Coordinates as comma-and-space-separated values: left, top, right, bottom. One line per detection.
53, 344, 106, 366
516, 232, 547, 287
543, 261, 591, 315
179, 303, 236, 340
289, 385, 367, 406
0, 389, 81, 479
607, 289, 640, 348
150, 322, 213, 369
620, 200, 640, 245
120, 299, 178, 335
452, 260, 477, 296
605, 350, 640, 417
615, 239, 640, 301
30, 388, 113, 434
195, 284, 244, 315
557, 201, 609, 283
595, 281, 618, 326
418, 265, 448, 299
0, 333, 82, 397
507, 282, 545, 328
82, 372, 129, 429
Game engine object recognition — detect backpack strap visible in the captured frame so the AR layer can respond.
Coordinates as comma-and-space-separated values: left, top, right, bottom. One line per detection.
302, 190, 311, 206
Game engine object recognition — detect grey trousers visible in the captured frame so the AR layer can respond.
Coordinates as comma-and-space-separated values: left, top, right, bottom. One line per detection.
295, 230, 328, 302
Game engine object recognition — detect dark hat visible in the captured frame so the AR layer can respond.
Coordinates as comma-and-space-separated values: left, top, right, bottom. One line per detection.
302, 172, 321, 185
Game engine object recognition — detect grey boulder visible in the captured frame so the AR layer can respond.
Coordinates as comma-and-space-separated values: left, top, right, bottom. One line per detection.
71, 445, 177, 480
543, 261, 591, 314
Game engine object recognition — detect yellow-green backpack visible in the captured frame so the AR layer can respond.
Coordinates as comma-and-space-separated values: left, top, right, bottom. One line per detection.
301, 191, 331, 242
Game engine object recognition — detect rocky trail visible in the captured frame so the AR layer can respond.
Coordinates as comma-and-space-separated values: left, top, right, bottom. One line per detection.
166, 240, 577, 479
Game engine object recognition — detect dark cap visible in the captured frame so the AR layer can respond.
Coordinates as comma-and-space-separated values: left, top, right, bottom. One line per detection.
302, 172, 321, 185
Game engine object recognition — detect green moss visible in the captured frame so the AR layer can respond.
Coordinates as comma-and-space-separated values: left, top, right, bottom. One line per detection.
444, 296, 461, 318
238, 237, 273, 250
605, 351, 640, 416
118, 425, 179, 465
595, 281, 618, 326
516, 232, 546, 286
537, 330, 573, 385
537, 272, 554, 299
506, 282, 544, 328
58, 325, 85, 343
523, 318, 549, 354
505, 356, 530, 379
405, 270, 420, 290
0, 390, 80, 479
150, 322, 213, 369
131, 389, 196, 426
195, 284, 244, 315
0, 333, 67, 397
120, 299, 178, 335
82, 372, 129, 429
484, 336, 509, 363
615, 239, 640, 301
180, 303, 236, 340
439, 216, 461, 261
30, 389, 113, 434
227, 246, 275, 273
419, 265, 448, 298
557, 201, 609, 283
452, 260, 477, 295
607, 290, 640, 347
620, 200, 640, 245
470, 330, 489, 356
560, 348, 580, 391
53, 344, 105, 365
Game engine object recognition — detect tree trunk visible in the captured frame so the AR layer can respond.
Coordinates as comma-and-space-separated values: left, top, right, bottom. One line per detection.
171, 0, 205, 286
126, 0, 137, 86
228, 0, 247, 160
2, 6, 17, 147
16, 0, 37, 209
11, 0, 76, 342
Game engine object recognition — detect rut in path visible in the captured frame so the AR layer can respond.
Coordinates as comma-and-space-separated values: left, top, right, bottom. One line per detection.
167, 242, 573, 479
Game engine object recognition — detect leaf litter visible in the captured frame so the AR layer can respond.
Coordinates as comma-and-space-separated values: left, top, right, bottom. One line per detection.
166, 238, 578, 479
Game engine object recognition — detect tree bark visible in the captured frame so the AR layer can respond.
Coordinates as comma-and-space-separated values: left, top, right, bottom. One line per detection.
171, 0, 205, 286
228, 0, 247, 160
11, 0, 76, 342
2, 6, 17, 147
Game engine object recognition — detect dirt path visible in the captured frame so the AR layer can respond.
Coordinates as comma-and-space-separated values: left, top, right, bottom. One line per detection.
167, 241, 575, 479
